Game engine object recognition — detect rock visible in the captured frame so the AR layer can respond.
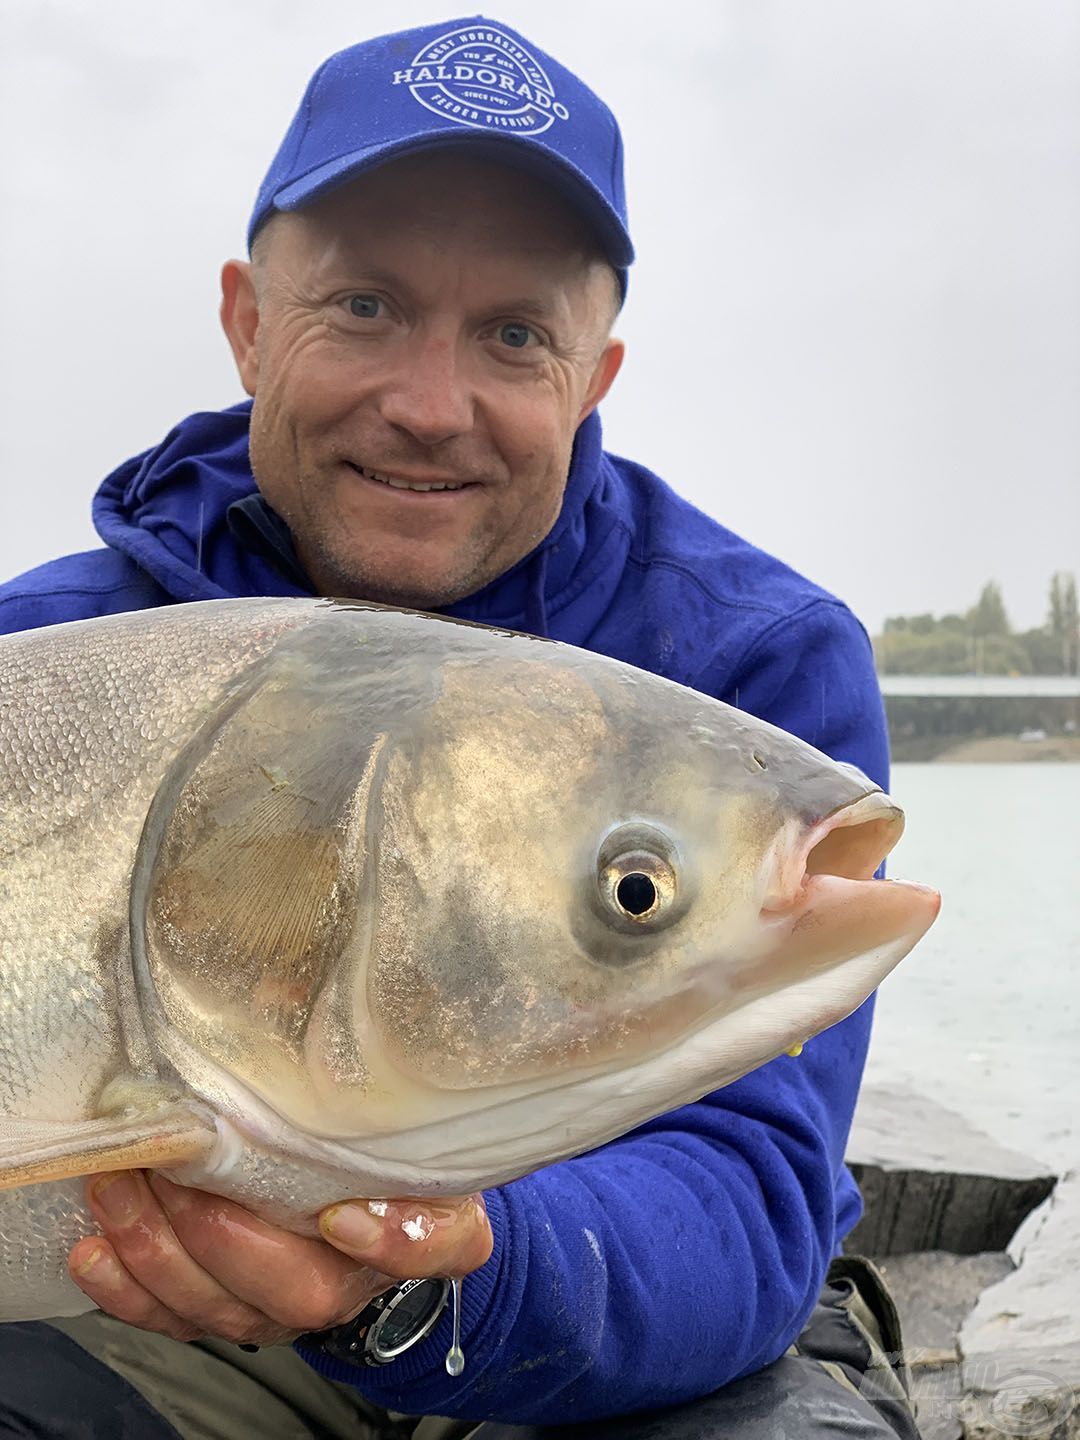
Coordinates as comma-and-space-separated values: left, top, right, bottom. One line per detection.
909, 1360, 966, 1440
843, 1087, 1077, 1433
877, 1251, 1016, 1359
869, 1253, 1016, 1440
847, 1084, 1056, 1255
960, 1174, 1080, 1438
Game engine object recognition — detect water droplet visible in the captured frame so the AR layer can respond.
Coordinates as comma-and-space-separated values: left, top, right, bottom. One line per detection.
401, 1210, 434, 1242
445, 1276, 465, 1377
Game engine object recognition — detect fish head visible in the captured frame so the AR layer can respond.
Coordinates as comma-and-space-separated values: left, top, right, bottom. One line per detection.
134, 605, 938, 1189
364, 642, 936, 1097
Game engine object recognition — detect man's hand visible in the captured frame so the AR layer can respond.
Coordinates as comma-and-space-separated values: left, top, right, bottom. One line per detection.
67, 1170, 493, 1346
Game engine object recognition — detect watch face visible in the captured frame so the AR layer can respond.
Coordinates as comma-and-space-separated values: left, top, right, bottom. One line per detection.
367, 1277, 450, 1363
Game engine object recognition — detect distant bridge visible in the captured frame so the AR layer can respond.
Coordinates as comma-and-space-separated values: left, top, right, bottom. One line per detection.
877, 675, 1080, 699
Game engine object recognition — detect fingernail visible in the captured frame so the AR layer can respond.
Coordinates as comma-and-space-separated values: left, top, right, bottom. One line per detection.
321, 1202, 383, 1254
75, 1244, 105, 1278
91, 1173, 142, 1225
75, 1245, 121, 1289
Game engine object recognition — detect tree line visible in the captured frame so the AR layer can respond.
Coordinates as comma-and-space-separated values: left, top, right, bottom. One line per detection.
873, 573, 1079, 676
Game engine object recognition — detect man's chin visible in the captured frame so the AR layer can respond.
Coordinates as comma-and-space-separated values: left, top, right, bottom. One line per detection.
303, 554, 484, 613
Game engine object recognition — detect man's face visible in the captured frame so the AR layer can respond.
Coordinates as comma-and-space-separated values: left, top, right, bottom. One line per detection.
221, 152, 624, 608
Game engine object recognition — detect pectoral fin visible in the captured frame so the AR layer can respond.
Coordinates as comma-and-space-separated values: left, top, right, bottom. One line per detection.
0, 1104, 218, 1191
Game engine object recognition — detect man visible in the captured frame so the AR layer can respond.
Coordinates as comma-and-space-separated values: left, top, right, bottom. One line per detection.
0, 17, 918, 1440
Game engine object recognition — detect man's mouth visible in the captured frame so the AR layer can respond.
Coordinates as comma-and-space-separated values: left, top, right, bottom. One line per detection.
348, 463, 470, 494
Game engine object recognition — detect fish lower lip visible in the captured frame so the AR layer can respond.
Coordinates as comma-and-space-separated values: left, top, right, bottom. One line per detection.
767, 872, 941, 969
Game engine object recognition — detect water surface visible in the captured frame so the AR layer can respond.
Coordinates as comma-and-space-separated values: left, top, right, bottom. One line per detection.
864, 764, 1079, 1172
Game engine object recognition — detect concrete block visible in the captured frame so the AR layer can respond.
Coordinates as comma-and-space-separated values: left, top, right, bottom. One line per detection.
847, 1084, 1056, 1255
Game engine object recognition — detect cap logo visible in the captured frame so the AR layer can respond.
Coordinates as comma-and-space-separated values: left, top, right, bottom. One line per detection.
392, 25, 570, 135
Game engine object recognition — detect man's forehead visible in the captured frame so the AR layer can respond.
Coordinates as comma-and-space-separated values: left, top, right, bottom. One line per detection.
273, 149, 603, 263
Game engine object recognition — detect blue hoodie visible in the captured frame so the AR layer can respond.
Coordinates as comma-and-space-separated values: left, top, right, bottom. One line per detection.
0, 402, 889, 1424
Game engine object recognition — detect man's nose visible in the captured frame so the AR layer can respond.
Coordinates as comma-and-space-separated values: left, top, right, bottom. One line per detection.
378, 335, 474, 446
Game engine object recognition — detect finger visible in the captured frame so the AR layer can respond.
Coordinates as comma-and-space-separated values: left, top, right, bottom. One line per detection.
319, 1194, 493, 1279
145, 1173, 387, 1333
69, 1236, 206, 1343
86, 1171, 293, 1344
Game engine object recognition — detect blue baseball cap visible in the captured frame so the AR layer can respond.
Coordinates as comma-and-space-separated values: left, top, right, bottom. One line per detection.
247, 16, 633, 285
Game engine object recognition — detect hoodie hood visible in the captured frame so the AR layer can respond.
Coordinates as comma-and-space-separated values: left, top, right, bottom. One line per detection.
92, 401, 629, 641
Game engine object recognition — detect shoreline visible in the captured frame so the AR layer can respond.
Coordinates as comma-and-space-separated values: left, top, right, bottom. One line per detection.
891, 734, 1080, 764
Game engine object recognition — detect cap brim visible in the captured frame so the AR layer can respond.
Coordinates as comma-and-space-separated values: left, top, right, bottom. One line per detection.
262, 129, 634, 270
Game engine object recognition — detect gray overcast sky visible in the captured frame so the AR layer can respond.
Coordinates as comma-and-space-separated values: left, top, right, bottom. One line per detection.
2, 0, 1077, 636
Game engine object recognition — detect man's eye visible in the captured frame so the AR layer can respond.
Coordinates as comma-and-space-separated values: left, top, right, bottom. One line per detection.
499, 323, 534, 350
348, 295, 381, 319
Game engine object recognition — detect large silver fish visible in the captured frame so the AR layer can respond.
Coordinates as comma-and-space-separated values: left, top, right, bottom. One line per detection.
0, 598, 938, 1320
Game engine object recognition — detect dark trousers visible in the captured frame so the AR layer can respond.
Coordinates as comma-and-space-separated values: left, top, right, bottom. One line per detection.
0, 1259, 919, 1440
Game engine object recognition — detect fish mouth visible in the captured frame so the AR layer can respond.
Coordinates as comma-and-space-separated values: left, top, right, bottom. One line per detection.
762, 789, 907, 913
755, 789, 940, 1002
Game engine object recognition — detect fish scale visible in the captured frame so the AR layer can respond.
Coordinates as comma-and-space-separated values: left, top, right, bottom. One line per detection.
0, 601, 310, 1313
0, 1180, 100, 1318
1, 603, 301, 1112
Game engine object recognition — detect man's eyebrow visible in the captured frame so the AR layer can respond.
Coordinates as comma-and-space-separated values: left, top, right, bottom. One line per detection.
490, 296, 559, 321
327, 262, 409, 292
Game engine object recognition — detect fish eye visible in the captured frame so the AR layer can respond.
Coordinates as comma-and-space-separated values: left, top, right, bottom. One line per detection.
596, 825, 680, 929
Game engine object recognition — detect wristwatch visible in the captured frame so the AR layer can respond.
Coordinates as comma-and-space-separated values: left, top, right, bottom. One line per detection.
301, 1277, 451, 1367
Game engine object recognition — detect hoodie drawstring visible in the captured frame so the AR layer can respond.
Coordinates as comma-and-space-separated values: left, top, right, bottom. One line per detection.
524, 547, 550, 638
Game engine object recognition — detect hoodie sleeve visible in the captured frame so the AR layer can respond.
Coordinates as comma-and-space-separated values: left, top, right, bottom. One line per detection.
300, 598, 890, 1423
0, 549, 169, 633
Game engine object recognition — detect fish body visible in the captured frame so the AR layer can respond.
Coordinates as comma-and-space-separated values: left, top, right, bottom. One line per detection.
0, 598, 938, 1319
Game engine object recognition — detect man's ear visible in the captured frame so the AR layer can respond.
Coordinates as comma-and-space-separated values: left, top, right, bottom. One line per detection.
220, 260, 260, 396
578, 338, 626, 425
